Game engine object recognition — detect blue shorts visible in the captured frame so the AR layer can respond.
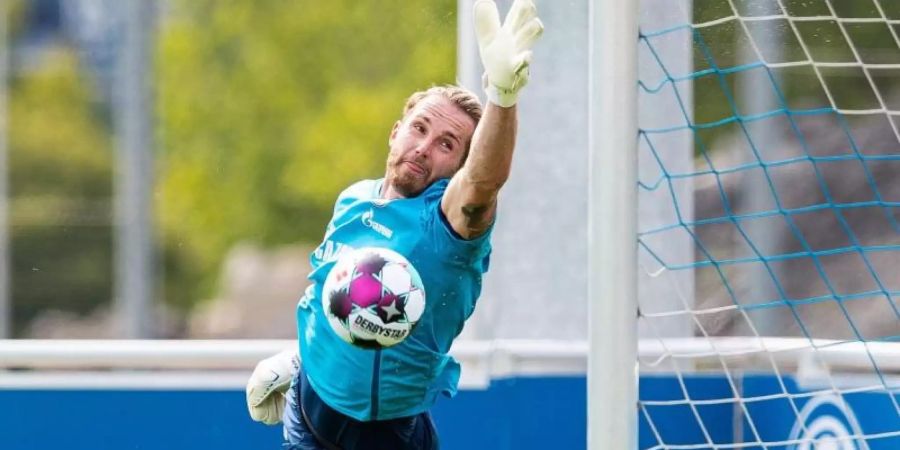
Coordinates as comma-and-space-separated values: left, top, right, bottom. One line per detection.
282, 370, 439, 450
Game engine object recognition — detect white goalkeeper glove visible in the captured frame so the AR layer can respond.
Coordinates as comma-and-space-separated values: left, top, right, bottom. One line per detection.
246, 348, 300, 425
474, 0, 544, 107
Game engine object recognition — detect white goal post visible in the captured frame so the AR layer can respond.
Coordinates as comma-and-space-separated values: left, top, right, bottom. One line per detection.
589, 0, 639, 449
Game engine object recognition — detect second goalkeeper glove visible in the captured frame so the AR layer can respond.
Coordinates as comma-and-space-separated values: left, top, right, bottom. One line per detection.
245, 348, 300, 425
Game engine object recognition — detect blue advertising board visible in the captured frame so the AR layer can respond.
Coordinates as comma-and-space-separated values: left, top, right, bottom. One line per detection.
0, 374, 896, 449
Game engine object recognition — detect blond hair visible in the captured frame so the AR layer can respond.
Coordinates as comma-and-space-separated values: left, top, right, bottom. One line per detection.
402, 85, 483, 128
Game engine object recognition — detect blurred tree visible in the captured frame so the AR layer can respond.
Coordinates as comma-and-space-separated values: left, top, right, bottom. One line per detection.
7, 0, 27, 37
157, 0, 457, 311
8, 47, 113, 335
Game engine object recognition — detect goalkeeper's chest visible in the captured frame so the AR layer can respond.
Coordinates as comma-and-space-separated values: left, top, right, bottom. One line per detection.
325, 198, 429, 253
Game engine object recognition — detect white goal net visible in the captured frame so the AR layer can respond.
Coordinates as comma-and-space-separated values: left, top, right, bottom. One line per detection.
635, 0, 900, 448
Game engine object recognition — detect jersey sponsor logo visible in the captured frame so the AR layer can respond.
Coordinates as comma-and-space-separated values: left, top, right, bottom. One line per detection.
297, 285, 316, 309
361, 209, 393, 239
314, 240, 352, 263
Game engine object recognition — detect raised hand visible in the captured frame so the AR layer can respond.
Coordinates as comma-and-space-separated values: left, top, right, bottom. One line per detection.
474, 0, 544, 107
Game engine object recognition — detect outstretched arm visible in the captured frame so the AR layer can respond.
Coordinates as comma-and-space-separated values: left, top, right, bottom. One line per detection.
441, 0, 543, 239
441, 104, 516, 239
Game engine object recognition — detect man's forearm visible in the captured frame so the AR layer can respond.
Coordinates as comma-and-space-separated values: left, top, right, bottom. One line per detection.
440, 0, 541, 239
462, 102, 518, 190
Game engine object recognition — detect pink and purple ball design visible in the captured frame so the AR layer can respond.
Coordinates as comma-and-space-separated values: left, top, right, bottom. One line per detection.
322, 247, 426, 349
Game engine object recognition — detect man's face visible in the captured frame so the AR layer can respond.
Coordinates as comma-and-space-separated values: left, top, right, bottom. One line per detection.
385, 95, 476, 197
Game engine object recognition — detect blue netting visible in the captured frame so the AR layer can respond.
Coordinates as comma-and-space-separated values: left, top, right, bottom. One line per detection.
637, 3, 900, 449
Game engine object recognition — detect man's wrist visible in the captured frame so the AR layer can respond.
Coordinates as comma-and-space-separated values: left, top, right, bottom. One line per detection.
485, 84, 519, 108
482, 72, 522, 108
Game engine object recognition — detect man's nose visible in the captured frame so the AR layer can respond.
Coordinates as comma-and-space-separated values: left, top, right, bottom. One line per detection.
413, 140, 433, 157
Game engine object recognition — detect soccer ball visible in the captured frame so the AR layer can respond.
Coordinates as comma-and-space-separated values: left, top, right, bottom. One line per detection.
321, 247, 426, 349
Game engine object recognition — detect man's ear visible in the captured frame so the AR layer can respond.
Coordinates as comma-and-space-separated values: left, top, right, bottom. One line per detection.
389, 120, 401, 146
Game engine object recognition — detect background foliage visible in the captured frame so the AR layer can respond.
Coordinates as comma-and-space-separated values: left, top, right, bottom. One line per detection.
156, 0, 457, 312
14, 0, 895, 335
9, 0, 456, 334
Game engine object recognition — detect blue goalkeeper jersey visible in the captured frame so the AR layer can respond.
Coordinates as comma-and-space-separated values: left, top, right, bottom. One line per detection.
295, 178, 492, 421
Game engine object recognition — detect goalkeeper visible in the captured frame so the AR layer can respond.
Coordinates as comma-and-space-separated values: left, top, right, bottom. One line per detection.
247, 1, 543, 448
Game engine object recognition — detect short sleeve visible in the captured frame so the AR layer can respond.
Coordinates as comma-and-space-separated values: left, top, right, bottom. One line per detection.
421, 179, 493, 273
